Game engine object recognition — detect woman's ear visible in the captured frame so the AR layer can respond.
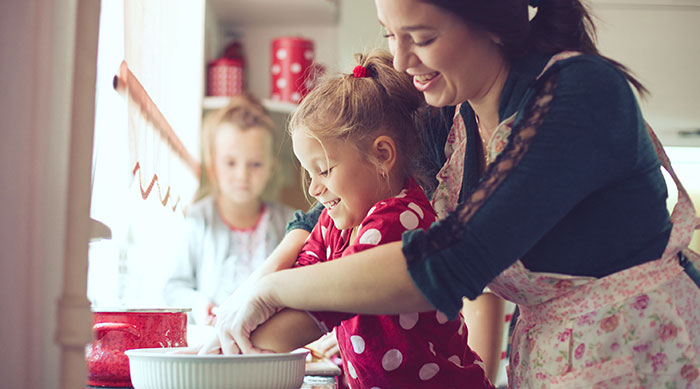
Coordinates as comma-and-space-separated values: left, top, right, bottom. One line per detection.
372, 135, 398, 174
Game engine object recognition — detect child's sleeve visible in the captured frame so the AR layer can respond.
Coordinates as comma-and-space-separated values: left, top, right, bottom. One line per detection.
309, 198, 435, 330
346, 198, 434, 256
294, 211, 330, 268
286, 202, 323, 234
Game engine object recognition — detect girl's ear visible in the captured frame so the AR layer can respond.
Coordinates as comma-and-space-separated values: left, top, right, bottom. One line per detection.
372, 135, 398, 173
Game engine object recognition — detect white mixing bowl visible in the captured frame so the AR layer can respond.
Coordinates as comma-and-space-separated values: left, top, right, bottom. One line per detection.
125, 347, 309, 389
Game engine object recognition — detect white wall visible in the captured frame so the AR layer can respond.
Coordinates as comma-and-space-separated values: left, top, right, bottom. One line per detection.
591, 2, 700, 131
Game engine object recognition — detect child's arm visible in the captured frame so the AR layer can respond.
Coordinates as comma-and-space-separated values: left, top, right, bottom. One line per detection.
461, 293, 505, 383
250, 308, 324, 353
249, 229, 310, 280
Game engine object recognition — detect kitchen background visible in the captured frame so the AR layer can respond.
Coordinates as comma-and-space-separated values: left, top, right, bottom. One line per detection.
1, 1, 699, 388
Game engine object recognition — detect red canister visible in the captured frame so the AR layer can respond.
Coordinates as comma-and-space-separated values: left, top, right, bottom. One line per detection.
271, 37, 315, 104
207, 57, 244, 97
85, 308, 190, 387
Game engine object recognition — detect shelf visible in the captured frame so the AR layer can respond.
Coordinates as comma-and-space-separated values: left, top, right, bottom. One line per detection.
202, 96, 298, 114
209, 0, 338, 27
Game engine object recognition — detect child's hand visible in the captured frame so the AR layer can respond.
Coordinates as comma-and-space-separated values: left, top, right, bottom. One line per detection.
309, 330, 340, 358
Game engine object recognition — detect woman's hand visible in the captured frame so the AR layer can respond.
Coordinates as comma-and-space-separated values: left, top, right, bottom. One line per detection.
198, 276, 280, 355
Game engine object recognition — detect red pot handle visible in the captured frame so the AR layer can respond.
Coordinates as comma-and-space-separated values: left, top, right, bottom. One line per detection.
93, 322, 141, 341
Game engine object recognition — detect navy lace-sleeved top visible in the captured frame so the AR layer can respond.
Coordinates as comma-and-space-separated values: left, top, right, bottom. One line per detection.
403, 53, 672, 318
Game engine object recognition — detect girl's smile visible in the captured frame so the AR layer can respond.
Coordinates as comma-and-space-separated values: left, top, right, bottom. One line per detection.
292, 131, 392, 231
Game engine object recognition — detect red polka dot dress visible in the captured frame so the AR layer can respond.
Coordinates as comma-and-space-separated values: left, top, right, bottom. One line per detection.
296, 178, 494, 389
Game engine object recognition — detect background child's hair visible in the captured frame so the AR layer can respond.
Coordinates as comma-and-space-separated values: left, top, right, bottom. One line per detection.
199, 93, 277, 197
289, 50, 426, 186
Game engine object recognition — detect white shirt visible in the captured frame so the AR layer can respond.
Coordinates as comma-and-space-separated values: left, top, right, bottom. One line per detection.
163, 196, 294, 324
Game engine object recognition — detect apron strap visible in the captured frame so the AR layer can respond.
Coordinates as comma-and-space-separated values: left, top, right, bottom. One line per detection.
645, 123, 698, 222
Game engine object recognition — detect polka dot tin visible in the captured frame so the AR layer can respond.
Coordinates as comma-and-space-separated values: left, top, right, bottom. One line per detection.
270, 37, 318, 104
207, 57, 244, 97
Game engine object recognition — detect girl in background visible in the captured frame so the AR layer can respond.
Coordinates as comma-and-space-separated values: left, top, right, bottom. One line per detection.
246, 51, 493, 389
163, 94, 293, 325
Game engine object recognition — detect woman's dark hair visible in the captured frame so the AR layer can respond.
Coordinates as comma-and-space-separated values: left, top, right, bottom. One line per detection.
421, 0, 647, 95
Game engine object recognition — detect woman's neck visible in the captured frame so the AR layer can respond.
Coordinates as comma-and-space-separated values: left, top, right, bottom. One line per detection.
216, 195, 263, 230
469, 61, 510, 145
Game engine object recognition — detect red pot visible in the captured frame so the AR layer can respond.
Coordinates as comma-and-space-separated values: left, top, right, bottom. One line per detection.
85, 308, 190, 387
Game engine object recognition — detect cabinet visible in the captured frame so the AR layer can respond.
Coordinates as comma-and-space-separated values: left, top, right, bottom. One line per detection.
202, 0, 382, 210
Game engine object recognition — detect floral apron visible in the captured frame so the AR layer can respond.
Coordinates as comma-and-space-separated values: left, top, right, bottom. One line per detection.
486, 54, 700, 388
432, 52, 700, 388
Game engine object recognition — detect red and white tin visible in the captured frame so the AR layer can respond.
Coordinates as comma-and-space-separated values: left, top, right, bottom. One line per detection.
270, 37, 316, 104
207, 57, 244, 97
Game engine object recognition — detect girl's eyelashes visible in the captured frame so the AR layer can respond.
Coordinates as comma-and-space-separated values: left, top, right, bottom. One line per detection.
318, 166, 334, 177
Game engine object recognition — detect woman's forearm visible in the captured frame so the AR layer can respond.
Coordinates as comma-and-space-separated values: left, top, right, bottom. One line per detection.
262, 241, 435, 315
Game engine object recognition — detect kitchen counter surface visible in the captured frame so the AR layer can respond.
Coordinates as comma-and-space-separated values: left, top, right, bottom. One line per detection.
86, 375, 337, 388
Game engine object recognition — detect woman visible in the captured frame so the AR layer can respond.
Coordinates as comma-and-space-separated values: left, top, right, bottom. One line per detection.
213, 0, 700, 386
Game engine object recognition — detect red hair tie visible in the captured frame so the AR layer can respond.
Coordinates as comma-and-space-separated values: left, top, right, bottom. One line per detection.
353, 65, 371, 78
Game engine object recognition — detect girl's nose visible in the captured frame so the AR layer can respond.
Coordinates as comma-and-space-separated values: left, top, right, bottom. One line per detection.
307, 177, 325, 198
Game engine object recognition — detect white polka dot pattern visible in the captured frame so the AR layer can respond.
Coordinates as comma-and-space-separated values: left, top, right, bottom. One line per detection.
347, 360, 357, 379
428, 342, 436, 356
271, 64, 281, 75
381, 349, 403, 371
321, 226, 327, 242
398, 312, 419, 330
304, 50, 314, 60
276, 78, 287, 88
350, 335, 365, 354
276, 48, 287, 60
291, 62, 301, 73
408, 202, 424, 219
448, 355, 462, 367
359, 228, 382, 245
366, 206, 376, 216
395, 190, 407, 198
436, 311, 448, 324
306, 251, 319, 259
400, 210, 419, 230
418, 363, 440, 381
326, 246, 331, 259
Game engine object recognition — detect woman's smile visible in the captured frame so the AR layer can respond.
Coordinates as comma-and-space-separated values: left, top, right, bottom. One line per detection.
412, 71, 441, 92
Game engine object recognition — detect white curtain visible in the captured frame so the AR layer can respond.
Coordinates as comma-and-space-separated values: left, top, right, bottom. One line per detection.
123, 0, 205, 211
89, 0, 205, 308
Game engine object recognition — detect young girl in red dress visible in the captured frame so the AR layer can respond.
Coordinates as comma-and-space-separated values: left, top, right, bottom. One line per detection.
248, 51, 494, 389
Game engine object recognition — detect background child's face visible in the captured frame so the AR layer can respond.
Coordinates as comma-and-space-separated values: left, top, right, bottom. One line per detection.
213, 123, 274, 206
292, 130, 390, 230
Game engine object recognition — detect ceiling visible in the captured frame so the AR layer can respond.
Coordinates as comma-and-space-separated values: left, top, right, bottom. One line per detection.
208, 0, 338, 28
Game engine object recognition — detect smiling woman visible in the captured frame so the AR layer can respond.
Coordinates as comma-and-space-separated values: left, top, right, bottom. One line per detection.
208, 1, 700, 388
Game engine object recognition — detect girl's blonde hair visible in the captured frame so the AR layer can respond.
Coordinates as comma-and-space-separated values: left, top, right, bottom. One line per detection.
199, 93, 276, 196
289, 50, 425, 183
